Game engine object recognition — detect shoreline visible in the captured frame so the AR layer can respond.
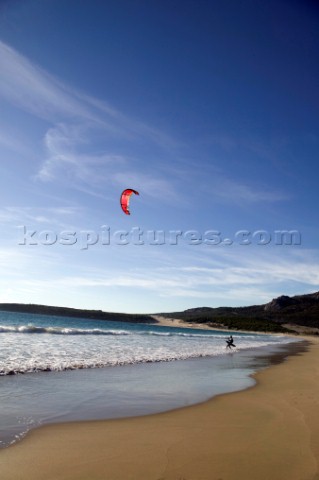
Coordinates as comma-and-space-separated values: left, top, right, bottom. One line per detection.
0, 338, 316, 480
0, 340, 298, 448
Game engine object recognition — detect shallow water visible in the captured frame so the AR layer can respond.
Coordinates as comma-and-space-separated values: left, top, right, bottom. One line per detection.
0, 310, 303, 448
0, 341, 305, 448
0, 310, 297, 375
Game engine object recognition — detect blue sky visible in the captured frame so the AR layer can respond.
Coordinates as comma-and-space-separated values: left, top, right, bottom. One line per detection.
0, 0, 318, 312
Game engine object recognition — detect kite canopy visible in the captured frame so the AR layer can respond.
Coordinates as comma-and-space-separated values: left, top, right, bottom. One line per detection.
120, 189, 139, 215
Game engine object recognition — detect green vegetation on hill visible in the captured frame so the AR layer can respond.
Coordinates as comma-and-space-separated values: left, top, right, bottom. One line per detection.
180, 315, 290, 333
161, 291, 319, 333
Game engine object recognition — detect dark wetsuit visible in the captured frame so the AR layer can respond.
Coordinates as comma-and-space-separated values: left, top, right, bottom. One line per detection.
226, 336, 236, 348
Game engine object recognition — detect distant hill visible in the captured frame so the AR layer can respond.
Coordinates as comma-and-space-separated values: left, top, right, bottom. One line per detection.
159, 291, 319, 334
0, 303, 156, 324
0, 291, 318, 334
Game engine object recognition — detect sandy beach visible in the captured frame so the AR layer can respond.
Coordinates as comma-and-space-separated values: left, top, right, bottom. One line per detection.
151, 314, 231, 331
0, 338, 318, 480
151, 315, 209, 329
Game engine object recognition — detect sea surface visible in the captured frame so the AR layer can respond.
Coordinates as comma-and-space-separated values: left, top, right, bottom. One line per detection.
0, 310, 302, 448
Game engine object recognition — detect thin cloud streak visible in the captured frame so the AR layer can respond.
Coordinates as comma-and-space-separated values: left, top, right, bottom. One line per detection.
0, 39, 288, 208
211, 177, 289, 203
0, 40, 95, 122
37, 123, 180, 202
0, 40, 182, 200
0, 40, 178, 146
32, 248, 319, 296
0, 206, 84, 229
0, 241, 317, 310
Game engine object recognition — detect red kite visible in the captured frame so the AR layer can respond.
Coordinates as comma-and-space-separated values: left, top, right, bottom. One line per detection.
120, 189, 139, 215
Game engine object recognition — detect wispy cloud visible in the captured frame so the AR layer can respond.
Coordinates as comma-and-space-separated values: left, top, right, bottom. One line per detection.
0, 39, 179, 145
111, 172, 180, 201
0, 39, 288, 209
0, 39, 182, 202
36, 122, 180, 202
0, 206, 83, 228
79, 93, 181, 149
0, 41, 95, 121
210, 177, 289, 203
37, 123, 126, 184
28, 247, 318, 305
0, 238, 317, 311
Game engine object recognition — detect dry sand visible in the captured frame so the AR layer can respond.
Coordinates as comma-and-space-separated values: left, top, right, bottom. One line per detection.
150, 314, 211, 329
1, 338, 319, 480
150, 314, 229, 331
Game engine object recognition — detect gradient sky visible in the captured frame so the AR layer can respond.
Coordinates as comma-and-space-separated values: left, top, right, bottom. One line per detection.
0, 0, 318, 313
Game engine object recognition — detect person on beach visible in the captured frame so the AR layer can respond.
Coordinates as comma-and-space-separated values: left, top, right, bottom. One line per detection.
226, 335, 236, 349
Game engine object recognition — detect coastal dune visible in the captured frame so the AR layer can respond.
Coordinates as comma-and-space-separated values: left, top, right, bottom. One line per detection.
1, 339, 319, 480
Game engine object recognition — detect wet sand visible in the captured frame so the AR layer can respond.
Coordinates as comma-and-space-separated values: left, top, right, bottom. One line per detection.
1, 338, 318, 480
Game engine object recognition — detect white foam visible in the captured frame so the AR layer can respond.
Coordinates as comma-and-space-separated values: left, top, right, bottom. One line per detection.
0, 324, 130, 335
0, 321, 297, 376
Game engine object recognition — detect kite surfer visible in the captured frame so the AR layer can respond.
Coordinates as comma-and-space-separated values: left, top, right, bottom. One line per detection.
225, 335, 236, 349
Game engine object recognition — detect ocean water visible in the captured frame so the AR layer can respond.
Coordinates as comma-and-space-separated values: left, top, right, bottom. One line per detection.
0, 310, 302, 448
0, 311, 297, 375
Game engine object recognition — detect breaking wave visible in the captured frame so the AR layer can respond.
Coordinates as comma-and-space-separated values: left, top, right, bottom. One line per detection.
0, 325, 130, 335
0, 324, 258, 339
